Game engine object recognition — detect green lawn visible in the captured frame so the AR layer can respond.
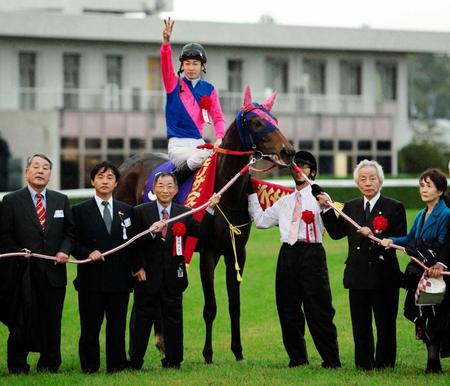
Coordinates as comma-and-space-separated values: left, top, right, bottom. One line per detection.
0, 209, 449, 385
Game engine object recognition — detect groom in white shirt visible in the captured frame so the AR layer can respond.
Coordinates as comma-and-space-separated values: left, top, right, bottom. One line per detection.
248, 150, 340, 369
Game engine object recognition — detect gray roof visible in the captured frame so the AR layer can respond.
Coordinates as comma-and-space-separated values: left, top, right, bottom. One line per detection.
1, 11, 449, 53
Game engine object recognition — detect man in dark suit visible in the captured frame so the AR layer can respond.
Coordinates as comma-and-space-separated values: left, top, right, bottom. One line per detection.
129, 172, 219, 370
72, 161, 133, 373
0, 154, 74, 374
318, 159, 407, 370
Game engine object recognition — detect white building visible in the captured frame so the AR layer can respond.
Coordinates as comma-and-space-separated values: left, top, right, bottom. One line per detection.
0, 2, 448, 189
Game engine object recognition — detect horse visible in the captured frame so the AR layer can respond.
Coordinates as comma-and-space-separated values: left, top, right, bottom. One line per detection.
114, 86, 295, 363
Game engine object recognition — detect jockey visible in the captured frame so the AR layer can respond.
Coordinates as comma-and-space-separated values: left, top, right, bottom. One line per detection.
161, 18, 225, 181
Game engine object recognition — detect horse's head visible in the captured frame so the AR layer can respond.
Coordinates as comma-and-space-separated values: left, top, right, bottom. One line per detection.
231, 86, 295, 166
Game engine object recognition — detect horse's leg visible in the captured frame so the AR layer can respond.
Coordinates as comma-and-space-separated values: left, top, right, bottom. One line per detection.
200, 248, 220, 364
224, 250, 246, 361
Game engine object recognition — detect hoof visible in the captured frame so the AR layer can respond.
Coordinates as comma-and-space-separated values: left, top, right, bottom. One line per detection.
203, 350, 213, 364
235, 353, 244, 361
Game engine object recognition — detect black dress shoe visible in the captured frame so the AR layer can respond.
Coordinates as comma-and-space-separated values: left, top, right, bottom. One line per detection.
9, 365, 30, 375
288, 359, 309, 368
425, 359, 442, 374
161, 358, 180, 369
322, 361, 341, 369
126, 360, 143, 371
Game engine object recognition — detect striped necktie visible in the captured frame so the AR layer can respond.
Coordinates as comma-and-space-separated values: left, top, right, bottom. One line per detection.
288, 191, 302, 245
35, 193, 46, 231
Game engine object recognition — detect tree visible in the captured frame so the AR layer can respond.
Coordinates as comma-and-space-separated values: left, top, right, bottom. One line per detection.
398, 143, 447, 173
409, 54, 450, 119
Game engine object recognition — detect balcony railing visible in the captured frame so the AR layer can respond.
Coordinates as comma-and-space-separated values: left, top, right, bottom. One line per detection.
0, 87, 380, 116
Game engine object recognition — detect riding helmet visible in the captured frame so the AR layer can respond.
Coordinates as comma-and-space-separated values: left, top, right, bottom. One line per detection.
179, 43, 207, 64
294, 150, 317, 179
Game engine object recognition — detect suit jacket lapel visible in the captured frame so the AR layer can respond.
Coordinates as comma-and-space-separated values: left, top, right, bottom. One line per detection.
44, 190, 57, 233
420, 201, 443, 237
88, 198, 110, 235
19, 187, 42, 232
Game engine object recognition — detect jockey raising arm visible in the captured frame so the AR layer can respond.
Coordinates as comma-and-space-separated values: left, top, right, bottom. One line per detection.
161, 18, 225, 173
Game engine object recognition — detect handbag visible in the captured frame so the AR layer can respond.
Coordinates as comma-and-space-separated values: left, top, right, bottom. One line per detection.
415, 275, 446, 306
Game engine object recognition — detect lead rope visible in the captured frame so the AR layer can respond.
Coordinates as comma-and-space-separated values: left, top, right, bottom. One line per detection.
0, 156, 258, 265
215, 204, 250, 282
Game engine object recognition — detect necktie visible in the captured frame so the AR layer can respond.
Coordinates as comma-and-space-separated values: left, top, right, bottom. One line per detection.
288, 192, 302, 245
35, 193, 46, 231
365, 201, 371, 222
102, 201, 112, 234
161, 208, 169, 238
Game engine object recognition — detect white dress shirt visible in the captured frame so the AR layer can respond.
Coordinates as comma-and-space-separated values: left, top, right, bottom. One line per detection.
363, 192, 381, 214
248, 185, 325, 244
95, 195, 113, 219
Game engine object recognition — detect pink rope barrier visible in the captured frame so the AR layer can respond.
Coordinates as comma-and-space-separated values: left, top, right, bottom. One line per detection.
291, 163, 450, 276
0, 160, 253, 265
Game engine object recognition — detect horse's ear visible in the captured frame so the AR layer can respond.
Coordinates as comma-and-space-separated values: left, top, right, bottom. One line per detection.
262, 91, 277, 111
242, 86, 252, 108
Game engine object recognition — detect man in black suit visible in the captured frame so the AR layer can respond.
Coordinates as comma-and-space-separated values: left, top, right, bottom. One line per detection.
0, 154, 74, 374
318, 159, 407, 370
129, 172, 219, 370
72, 161, 133, 373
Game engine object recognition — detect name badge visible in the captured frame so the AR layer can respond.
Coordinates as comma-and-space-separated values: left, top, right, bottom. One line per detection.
54, 210, 64, 218
123, 218, 131, 227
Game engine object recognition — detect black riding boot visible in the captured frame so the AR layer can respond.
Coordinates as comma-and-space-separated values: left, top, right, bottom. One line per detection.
174, 162, 194, 186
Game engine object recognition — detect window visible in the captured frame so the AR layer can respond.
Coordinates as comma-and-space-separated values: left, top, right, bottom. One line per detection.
85, 138, 101, 149
130, 138, 146, 150
19, 52, 36, 109
227, 59, 243, 92
265, 57, 288, 93
358, 140, 371, 150
376, 156, 392, 174
340, 60, 362, 95
298, 140, 313, 150
107, 138, 124, 149
377, 140, 391, 151
303, 59, 325, 94
84, 155, 102, 187
376, 62, 397, 101
63, 53, 80, 109
319, 156, 334, 174
60, 155, 79, 189
319, 139, 333, 151
61, 137, 78, 150
106, 55, 122, 88
152, 137, 168, 150
338, 140, 352, 150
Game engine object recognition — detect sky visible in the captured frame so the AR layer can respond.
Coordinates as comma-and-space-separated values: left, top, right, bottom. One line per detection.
161, 0, 450, 32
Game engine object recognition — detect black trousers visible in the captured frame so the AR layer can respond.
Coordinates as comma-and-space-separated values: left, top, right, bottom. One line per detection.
7, 279, 65, 373
275, 242, 340, 366
129, 284, 183, 368
78, 290, 130, 373
348, 288, 399, 370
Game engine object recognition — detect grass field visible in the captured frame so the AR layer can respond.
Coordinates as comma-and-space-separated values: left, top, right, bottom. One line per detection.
0, 209, 449, 385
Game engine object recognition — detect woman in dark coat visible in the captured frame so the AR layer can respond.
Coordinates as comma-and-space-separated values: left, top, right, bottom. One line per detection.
382, 168, 450, 373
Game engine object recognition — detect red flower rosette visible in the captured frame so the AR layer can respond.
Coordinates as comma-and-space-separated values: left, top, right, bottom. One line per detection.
199, 96, 212, 110
172, 222, 186, 237
372, 215, 388, 234
172, 222, 186, 256
301, 210, 315, 224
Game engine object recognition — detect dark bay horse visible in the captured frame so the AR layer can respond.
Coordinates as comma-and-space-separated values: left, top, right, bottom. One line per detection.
114, 87, 294, 363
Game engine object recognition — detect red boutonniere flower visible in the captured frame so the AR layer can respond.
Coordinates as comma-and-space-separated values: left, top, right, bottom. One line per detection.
199, 95, 212, 110
301, 210, 315, 224
172, 222, 186, 237
372, 215, 388, 234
